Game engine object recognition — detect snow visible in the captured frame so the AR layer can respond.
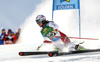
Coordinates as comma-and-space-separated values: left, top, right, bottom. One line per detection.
0, 43, 100, 62
1, 48, 100, 62
0, 44, 100, 62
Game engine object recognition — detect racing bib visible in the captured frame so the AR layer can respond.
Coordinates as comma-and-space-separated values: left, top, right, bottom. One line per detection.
41, 26, 54, 38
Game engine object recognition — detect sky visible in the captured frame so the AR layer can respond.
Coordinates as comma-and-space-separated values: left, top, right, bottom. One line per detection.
0, 0, 42, 32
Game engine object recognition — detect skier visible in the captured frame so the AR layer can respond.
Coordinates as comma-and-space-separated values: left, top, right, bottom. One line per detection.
36, 15, 79, 52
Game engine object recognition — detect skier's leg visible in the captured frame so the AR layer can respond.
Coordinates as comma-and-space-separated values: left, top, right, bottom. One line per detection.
64, 42, 86, 51
62, 42, 77, 52
59, 31, 71, 45
52, 39, 65, 51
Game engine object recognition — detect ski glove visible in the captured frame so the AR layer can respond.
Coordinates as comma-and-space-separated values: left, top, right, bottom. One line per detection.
47, 31, 56, 40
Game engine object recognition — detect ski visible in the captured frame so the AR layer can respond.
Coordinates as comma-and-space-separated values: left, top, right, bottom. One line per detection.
19, 51, 48, 56
19, 49, 100, 57
19, 51, 58, 56
48, 49, 100, 57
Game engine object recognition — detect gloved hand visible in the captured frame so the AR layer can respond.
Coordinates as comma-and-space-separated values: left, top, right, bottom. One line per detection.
47, 31, 56, 40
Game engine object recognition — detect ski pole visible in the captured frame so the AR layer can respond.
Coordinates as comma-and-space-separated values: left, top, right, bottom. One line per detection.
55, 36, 98, 40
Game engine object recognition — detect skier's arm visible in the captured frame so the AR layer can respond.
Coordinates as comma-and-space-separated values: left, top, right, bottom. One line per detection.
48, 22, 59, 31
47, 22, 59, 40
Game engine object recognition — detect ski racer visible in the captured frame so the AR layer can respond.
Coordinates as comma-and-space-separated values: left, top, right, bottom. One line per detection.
36, 15, 81, 52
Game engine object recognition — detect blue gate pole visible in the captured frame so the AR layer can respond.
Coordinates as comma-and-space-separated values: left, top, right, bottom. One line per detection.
78, 0, 81, 38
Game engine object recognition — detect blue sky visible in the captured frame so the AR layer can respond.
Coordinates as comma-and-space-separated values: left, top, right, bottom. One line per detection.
0, 0, 42, 32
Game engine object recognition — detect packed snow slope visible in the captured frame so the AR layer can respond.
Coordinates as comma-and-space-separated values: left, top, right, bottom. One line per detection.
1, 50, 100, 62
0, 0, 100, 62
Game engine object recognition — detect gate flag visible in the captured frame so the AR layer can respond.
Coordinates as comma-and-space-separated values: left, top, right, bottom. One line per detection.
52, 0, 81, 37
53, 0, 80, 11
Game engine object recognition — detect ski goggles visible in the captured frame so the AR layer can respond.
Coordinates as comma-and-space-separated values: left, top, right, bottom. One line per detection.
36, 20, 42, 24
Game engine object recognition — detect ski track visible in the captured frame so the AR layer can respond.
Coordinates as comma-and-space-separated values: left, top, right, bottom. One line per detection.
0, 52, 100, 62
